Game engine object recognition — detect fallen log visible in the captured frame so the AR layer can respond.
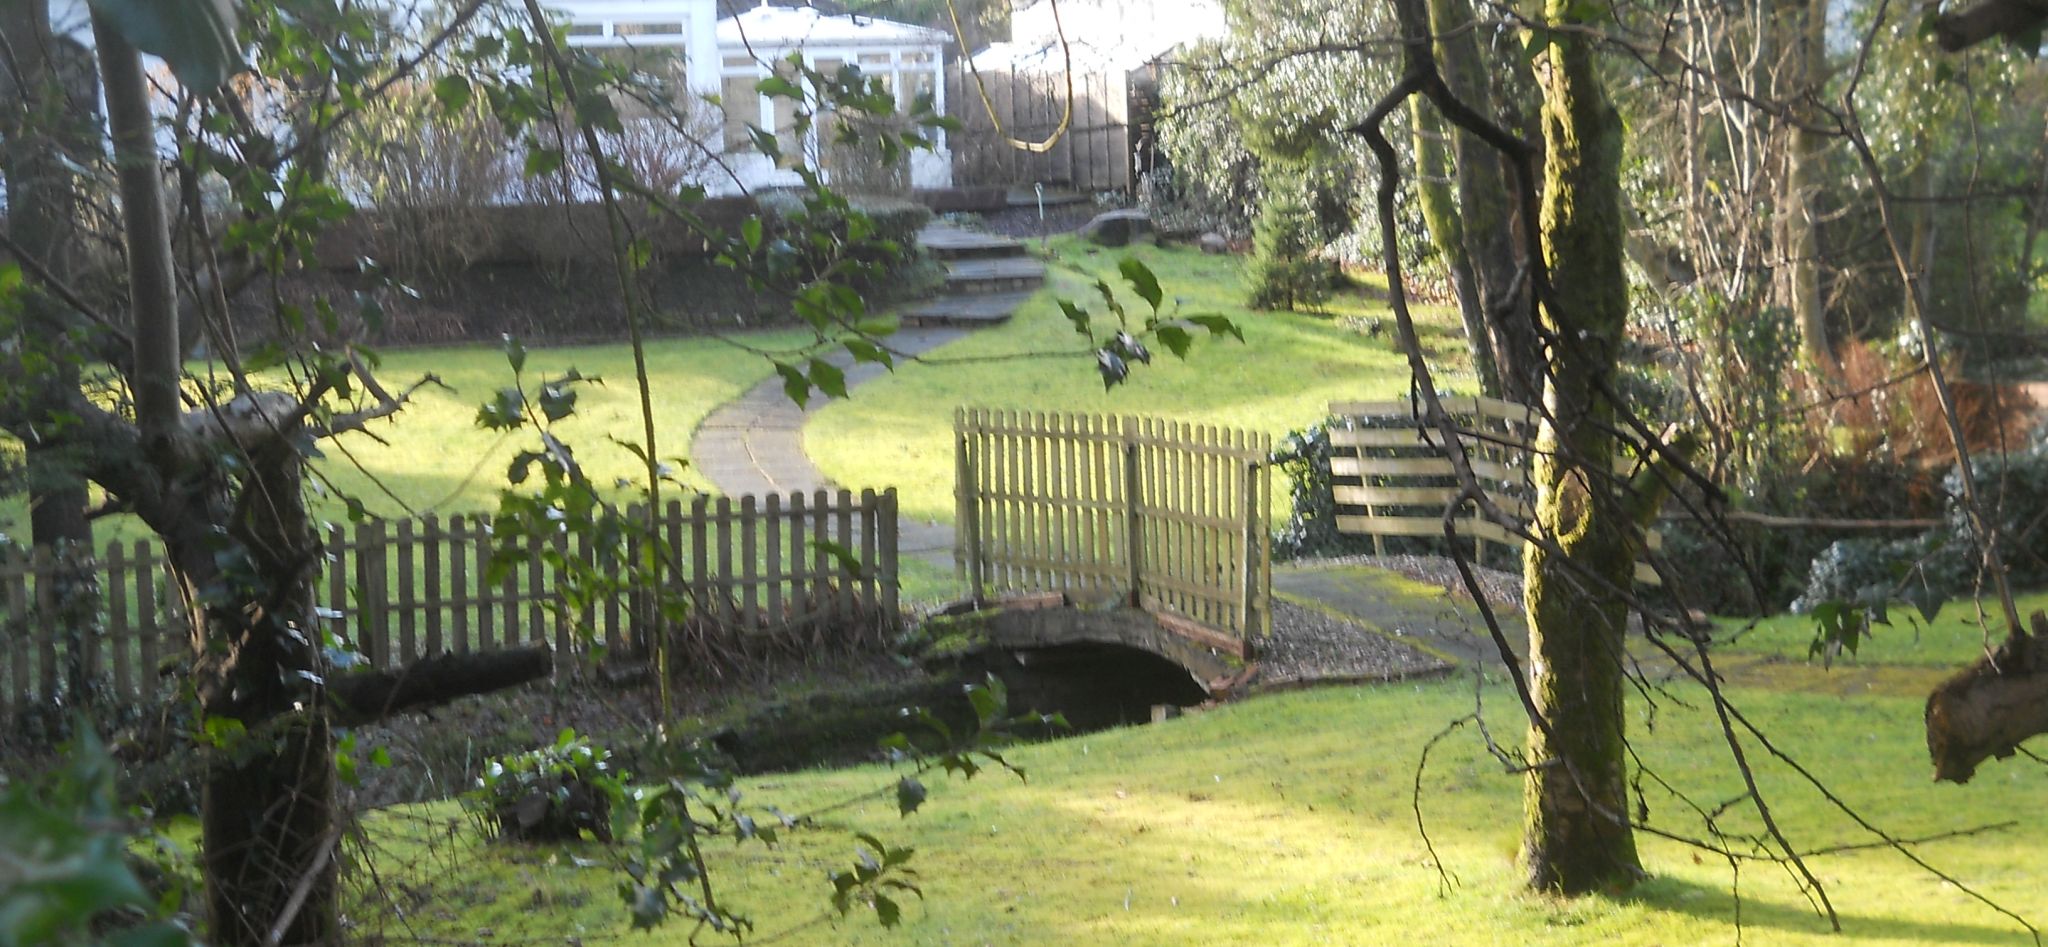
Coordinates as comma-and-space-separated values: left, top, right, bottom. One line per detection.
1926, 612, 2048, 783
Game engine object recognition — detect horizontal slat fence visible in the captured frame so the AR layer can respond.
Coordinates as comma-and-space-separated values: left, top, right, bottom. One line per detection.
0, 489, 899, 719
955, 409, 1271, 651
1328, 397, 1661, 583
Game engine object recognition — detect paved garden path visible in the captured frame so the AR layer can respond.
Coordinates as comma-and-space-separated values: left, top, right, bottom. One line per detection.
688, 221, 1045, 568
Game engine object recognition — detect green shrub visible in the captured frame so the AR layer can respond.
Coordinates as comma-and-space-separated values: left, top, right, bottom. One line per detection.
1793, 429, 2048, 615
1246, 187, 1340, 311
1271, 418, 1376, 560
463, 729, 627, 844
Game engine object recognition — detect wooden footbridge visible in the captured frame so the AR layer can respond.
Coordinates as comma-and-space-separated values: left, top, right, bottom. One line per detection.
947, 409, 1273, 695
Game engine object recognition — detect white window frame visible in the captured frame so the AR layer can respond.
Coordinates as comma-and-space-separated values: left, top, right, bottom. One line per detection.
718, 43, 947, 161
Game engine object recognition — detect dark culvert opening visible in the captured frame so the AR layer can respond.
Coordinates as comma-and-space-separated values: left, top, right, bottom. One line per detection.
710, 642, 1211, 774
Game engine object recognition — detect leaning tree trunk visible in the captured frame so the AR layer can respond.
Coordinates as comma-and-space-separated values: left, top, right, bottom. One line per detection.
1427, 0, 1539, 403
1410, 98, 1504, 397
1519, 0, 1645, 894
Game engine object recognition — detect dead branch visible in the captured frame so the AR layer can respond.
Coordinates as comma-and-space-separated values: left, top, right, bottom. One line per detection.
324, 646, 553, 727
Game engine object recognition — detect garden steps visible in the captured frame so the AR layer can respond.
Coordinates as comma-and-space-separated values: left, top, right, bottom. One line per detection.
905, 221, 1044, 328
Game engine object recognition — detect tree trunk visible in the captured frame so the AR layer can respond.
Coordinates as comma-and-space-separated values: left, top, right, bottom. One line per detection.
1781, 0, 1838, 377
1520, 0, 1644, 893
1410, 98, 1503, 397
4, 0, 99, 699
1428, 0, 1539, 403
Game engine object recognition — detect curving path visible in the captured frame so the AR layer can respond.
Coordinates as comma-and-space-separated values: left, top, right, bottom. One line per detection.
687, 222, 1045, 569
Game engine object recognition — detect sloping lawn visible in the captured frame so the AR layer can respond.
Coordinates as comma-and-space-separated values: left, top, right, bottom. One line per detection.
805, 238, 1467, 522
363, 676, 2047, 946
12, 331, 812, 546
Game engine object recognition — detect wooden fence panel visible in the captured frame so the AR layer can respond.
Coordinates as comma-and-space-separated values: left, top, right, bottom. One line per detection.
1327, 398, 1661, 583
945, 64, 1134, 192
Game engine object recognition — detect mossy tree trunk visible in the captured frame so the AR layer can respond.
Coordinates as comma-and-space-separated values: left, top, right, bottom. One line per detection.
1519, 0, 1645, 894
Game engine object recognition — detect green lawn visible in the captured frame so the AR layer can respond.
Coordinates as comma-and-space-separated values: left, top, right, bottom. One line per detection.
361, 675, 2048, 946
9, 331, 813, 548
806, 238, 1468, 523
1713, 590, 2048, 668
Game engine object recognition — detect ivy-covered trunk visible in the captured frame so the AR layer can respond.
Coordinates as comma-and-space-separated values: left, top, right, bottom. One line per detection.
182, 442, 336, 947
1519, 0, 1644, 894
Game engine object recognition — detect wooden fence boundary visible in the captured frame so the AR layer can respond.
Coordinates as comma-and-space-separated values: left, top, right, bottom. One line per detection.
1327, 397, 1661, 583
0, 488, 900, 718
954, 409, 1272, 650
945, 63, 1132, 193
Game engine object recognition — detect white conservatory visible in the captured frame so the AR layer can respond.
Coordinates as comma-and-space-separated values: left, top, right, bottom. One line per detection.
551, 0, 953, 194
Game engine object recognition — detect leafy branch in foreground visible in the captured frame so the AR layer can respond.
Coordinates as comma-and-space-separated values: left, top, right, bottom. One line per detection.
1056, 257, 1244, 390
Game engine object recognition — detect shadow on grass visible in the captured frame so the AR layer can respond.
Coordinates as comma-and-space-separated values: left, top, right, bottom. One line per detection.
1632, 875, 2036, 945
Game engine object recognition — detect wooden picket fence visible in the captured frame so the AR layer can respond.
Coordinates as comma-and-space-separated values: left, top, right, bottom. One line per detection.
0, 489, 900, 717
954, 409, 1272, 651
1327, 398, 1661, 583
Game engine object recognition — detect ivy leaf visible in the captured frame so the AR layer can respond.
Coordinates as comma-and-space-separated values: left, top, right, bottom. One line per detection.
1058, 299, 1092, 337
1902, 583, 1946, 625
1154, 324, 1193, 359
1185, 313, 1244, 342
433, 74, 473, 111
874, 893, 902, 928
503, 334, 528, 374
1114, 332, 1151, 365
1118, 257, 1163, 313
476, 388, 525, 430
894, 776, 926, 816
774, 362, 810, 408
523, 146, 564, 179
844, 338, 893, 369
808, 357, 848, 400
88, 0, 244, 90
757, 74, 804, 99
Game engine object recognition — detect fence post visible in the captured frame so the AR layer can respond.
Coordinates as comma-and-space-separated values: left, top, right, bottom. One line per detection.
1123, 416, 1143, 608
354, 521, 384, 669
1241, 460, 1261, 651
956, 408, 984, 603
881, 489, 902, 629
134, 541, 158, 704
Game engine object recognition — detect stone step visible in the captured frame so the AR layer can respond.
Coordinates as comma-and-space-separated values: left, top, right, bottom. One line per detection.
917, 225, 1026, 261
944, 256, 1046, 294
901, 291, 1036, 329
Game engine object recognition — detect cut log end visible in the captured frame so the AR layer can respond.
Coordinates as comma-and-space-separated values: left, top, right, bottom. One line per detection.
1926, 612, 2048, 784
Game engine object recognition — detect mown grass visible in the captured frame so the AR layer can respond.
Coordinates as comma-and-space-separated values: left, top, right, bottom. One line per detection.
805, 237, 1468, 523
358, 675, 2048, 946
1712, 589, 2048, 668
5, 330, 813, 548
